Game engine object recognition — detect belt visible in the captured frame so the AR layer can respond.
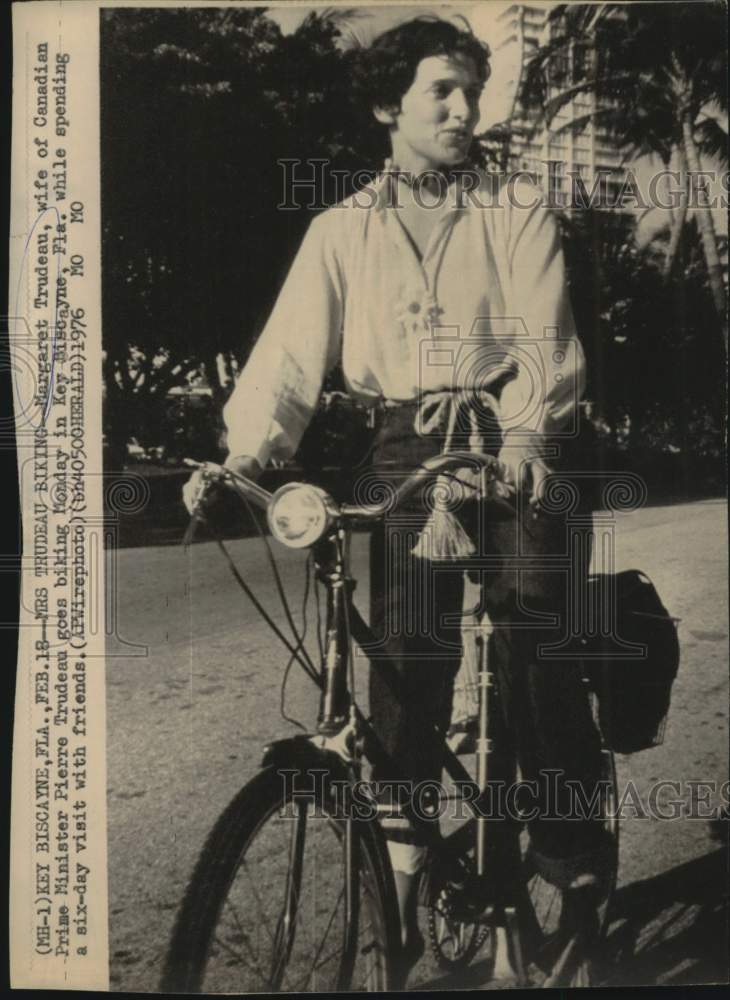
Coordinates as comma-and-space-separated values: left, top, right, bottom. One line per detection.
372, 389, 505, 562
375, 389, 501, 448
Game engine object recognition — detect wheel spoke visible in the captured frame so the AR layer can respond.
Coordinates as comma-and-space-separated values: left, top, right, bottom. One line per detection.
162, 770, 396, 993
211, 930, 270, 988
238, 861, 275, 944
312, 943, 348, 974
270, 805, 308, 987
296, 885, 346, 991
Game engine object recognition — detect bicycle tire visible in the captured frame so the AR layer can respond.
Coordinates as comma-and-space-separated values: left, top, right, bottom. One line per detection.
160, 765, 400, 993
516, 746, 619, 988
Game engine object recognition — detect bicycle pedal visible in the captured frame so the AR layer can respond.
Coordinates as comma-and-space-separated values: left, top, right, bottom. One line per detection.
459, 902, 495, 925
432, 885, 494, 924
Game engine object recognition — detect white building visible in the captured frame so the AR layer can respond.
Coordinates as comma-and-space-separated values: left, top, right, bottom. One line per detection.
490, 2, 627, 209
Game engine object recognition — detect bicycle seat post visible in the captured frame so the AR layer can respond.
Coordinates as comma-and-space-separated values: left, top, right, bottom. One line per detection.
475, 625, 493, 878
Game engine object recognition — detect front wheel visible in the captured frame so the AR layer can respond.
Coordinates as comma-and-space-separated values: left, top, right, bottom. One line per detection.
161, 766, 400, 993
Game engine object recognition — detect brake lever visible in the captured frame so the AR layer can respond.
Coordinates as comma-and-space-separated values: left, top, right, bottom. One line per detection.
182, 459, 228, 547
182, 460, 273, 549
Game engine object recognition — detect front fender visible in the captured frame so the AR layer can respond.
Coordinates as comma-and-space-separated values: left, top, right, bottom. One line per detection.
261, 733, 352, 784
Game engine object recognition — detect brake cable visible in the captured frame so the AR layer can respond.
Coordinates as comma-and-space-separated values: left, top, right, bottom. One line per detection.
277, 553, 315, 733
185, 509, 320, 684
234, 485, 319, 677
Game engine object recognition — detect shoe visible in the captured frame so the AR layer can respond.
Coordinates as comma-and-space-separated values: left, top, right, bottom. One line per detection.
529, 828, 615, 891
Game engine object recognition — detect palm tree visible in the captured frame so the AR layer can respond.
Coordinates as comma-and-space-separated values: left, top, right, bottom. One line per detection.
520, 2, 728, 350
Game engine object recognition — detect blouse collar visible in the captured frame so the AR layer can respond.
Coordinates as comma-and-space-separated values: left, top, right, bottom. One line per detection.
372, 159, 476, 213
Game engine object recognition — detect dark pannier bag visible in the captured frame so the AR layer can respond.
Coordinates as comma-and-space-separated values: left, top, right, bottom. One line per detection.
582, 570, 680, 754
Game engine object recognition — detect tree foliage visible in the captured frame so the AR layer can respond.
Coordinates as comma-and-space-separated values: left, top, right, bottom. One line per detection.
520, 1, 728, 340
101, 7, 370, 463
562, 209, 725, 461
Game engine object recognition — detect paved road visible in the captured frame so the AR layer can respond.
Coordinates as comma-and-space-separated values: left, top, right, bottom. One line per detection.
106, 498, 729, 991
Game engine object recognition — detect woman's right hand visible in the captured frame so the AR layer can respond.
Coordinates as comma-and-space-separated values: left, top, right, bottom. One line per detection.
182, 454, 263, 515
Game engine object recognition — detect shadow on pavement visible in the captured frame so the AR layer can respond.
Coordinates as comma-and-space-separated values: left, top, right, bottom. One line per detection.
599, 845, 729, 987
414, 843, 729, 991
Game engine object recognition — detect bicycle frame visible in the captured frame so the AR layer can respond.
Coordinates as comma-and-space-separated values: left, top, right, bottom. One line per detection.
174, 457, 619, 992
304, 519, 525, 956
186, 455, 539, 982
190, 458, 522, 870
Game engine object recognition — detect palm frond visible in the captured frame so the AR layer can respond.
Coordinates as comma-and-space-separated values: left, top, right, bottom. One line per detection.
694, 117, 729, 168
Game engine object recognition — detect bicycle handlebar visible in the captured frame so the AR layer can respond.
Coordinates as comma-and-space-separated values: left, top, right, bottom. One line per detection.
339, 451, 503, 521
185, 452, 506, 527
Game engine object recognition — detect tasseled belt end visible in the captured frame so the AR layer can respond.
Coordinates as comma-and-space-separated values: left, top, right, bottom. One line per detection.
411, 501, 476, 560
409, 390, 504, 561
411, 464, 483, 561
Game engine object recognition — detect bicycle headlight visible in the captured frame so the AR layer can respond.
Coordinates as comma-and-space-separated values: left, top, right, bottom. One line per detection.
267, 483, 335, 548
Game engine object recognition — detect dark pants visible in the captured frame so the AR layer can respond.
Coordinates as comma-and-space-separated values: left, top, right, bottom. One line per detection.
365, 403, 605, 859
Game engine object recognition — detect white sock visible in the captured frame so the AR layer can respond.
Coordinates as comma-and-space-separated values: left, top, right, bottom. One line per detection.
386, 840, 427, 875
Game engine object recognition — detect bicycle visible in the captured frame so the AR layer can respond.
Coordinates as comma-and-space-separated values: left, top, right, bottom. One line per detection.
160, 452, 619, 993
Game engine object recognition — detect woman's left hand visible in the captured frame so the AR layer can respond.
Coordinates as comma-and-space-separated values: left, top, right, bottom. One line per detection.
499, 448, 552, 509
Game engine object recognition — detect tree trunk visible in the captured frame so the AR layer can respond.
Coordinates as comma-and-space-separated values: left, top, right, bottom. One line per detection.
662, 146, 688, 280
681, 112, 727, 352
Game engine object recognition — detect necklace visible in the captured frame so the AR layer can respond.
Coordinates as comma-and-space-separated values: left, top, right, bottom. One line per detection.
380, 159, 464, 334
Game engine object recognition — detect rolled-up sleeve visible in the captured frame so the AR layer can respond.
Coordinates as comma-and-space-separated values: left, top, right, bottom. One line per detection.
498, 181, 585, 453
223, 214, 344, 467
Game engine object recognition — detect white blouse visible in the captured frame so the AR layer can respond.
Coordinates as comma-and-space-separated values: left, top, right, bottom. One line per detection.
223, 169, 585, 467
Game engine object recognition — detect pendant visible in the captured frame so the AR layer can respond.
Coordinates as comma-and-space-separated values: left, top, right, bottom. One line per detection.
425, 300, 444, 326
424, 291, 444, 329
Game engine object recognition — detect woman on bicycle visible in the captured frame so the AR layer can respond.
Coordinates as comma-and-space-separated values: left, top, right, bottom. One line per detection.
185, 14, 606, 971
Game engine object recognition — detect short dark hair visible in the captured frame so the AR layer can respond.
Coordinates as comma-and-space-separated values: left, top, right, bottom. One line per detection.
351, 16, 491, 112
